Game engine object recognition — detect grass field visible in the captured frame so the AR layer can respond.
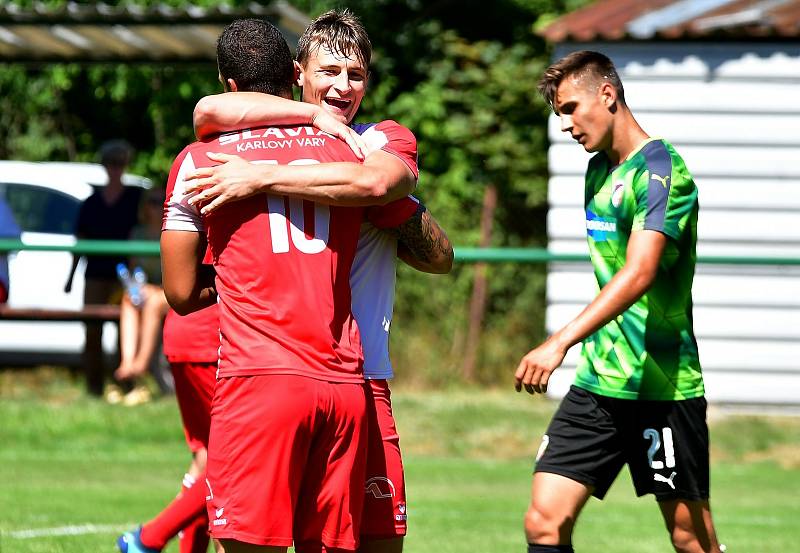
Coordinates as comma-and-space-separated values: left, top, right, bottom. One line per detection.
2, 368, 799, 552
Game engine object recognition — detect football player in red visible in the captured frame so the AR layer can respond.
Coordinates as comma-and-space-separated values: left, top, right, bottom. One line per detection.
160, 18, 422, 553
187, 10, 453, 553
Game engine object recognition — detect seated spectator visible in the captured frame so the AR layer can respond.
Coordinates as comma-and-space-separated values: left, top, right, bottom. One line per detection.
113, 188, 170, 404
65, 140, 142, 397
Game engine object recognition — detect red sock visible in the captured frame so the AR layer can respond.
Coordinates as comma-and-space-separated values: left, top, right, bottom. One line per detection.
140, 473, 208, 550
179, 512, 210, 553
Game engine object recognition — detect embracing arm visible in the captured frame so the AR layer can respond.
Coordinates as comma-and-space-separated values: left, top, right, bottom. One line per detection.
388, 203, 453, 274
193, 92, 367, 158
186, 148, 416, 212
195, 92, 318, 139
267, 148, 415, 205
514, 229, 667, 394
160, 230, 217, 315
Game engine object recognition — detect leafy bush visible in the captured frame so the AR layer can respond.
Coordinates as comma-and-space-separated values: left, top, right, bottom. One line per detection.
1, 0, 593, 385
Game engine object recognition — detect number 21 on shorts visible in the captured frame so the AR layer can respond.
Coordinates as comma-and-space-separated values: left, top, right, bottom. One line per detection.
643, 427, 675, 469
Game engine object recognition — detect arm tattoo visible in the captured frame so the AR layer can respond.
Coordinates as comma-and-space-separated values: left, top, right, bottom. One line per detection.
387, 203, 452, 264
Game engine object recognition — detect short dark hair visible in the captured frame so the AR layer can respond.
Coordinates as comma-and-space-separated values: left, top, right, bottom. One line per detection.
216, 19, 294, 97
538, 50, 625, 112
296, 9, 371, 69
99, 139, 132, 167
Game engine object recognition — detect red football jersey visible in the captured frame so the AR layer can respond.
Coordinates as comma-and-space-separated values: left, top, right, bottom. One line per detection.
352, 120, 418, 179
164, 125, 393, 383
162, 305, 219, 364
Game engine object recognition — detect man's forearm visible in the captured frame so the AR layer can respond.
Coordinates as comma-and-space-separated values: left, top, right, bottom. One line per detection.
212, 161, 411, 207
194, 92, 317, 140
390, 205, 453, 274
553, 264, 656, 351
271, 163, 414, 206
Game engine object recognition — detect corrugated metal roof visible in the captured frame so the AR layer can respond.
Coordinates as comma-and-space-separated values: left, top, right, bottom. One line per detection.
0, 1, 310, 62
540, 0, 800, 42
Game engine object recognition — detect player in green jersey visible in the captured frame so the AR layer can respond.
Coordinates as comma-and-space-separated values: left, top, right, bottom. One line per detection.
514, 51, 723, 553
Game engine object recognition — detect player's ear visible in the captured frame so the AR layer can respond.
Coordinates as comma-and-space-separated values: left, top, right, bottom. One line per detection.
294, 60, 305, 88
599, 81, 616, 110
226, 78, 239, 93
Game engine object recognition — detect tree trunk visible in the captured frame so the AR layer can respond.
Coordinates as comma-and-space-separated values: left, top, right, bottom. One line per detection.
461, 183, 497, 381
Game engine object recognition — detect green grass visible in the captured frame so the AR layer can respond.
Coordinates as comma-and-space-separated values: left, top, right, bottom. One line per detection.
1, 369, 799, 552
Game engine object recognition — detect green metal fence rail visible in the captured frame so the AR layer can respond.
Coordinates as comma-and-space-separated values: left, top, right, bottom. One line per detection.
0, 239, 159, 256
1, 239, 799, 266
454, 248, 800, 266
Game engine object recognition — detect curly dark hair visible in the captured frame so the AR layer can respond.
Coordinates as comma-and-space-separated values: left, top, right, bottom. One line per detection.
216, 19, 294, 97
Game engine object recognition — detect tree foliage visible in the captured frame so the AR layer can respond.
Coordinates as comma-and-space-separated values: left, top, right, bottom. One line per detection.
0, 62, 218, 178
1, 0, 591, 385
321, 1, 589, 382
373, 26, 553, 382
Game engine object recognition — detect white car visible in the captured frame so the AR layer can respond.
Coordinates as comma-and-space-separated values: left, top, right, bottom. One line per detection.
0, 161, 152, 367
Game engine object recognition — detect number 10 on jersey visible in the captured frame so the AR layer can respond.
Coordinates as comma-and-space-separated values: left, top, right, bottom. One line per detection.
267, 196, 330, 254
255, 159, 331, 255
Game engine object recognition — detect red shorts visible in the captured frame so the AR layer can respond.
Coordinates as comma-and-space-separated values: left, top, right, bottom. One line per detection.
206, 375, 367, 550
361, 379, 407, 539
170, 361, 216, 452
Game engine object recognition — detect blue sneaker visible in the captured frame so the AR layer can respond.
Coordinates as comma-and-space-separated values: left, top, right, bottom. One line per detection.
117, 527, 160, 553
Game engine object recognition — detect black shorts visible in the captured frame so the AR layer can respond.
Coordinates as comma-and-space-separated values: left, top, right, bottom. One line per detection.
534, 386, 709, 501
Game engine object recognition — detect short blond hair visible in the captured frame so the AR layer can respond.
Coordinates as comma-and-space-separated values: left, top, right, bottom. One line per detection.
296, 9, 372, 69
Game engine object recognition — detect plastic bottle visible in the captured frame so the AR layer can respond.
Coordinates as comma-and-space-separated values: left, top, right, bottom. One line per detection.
132, 266, 147, 296
116, 263, 146, 307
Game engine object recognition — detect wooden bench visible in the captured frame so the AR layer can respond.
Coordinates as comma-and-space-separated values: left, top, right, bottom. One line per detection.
0, 304, 121, 323
0, 303, 178, 392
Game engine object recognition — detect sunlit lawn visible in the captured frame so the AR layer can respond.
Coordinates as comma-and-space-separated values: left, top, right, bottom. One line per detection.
2, 368, 799, 552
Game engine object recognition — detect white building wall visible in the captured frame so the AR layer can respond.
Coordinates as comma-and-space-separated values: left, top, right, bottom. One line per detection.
546, 42, 800, 404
